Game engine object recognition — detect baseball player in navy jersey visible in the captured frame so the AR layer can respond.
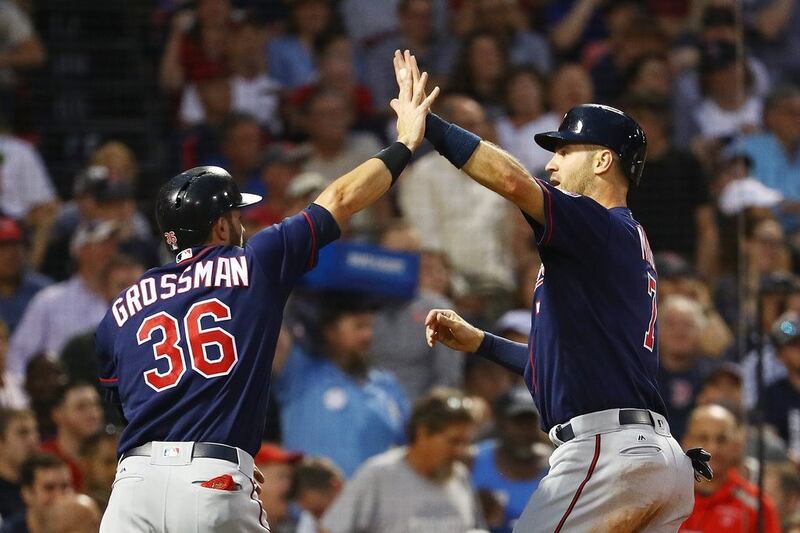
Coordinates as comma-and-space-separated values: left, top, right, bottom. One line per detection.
393, 51, 713, 531
95, 51, 438, 532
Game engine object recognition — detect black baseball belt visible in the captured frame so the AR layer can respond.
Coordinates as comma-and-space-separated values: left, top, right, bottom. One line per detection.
555, 408, 654, 443
121, 442, 239, 464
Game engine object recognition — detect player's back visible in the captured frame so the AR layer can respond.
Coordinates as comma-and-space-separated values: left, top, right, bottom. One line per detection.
96, 205, 340, 457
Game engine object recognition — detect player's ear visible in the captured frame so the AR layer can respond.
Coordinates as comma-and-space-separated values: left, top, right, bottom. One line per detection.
209, 216, 229, 244
593, 148, 614, 175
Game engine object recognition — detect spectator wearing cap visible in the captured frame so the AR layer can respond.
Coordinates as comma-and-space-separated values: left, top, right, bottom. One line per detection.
7, 221, 118, 376
0, 217, 50, 333
472, 388, 549, 533
370, 221, 463, 403
765, 311, 800, 462
740, 85, 800, 234
254, 443, 303, 533
242, 148, 311, 230
680, 404, 782, 533
42, 165, 156, 281
621, 92, 719, 280
292, 457, 344, 533
273, 295, 410, 477
200, 113, 265, 193
715, 140, 784, 217
321, 389, 485, 533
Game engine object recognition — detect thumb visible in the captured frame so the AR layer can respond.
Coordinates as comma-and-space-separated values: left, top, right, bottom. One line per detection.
389, 99, 400, 114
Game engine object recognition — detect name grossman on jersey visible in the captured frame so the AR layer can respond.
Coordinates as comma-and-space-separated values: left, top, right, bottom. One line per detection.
112, 256, 250, 327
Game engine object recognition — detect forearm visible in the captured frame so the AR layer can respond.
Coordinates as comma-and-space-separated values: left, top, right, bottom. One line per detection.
425, 113, 544, 221
550, 0, 598, 51
755, 0, 793, 40
474, 332, 528, 376
314, 143, 411, 228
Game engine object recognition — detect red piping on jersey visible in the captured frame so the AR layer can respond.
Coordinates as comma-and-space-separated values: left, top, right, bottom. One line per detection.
98, 377, 118, 383
301, 211, 317, 269
176, 245, 213, 265
555, 434, 601, 533
528, 345, 537, 392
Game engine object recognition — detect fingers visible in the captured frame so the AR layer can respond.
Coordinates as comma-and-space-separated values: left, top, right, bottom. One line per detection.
420, 85, 440, 111
393, 50, 410, 101
412, 71, 428, 105
406, 50, 421, 84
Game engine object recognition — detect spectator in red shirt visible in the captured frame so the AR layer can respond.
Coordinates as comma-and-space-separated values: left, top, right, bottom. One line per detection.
680, 404, 781, 532
39, 381, 102, 491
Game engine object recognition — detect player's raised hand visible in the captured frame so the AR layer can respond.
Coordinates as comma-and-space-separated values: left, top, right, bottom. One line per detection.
390, 50, 439, 151
425, 309, 484, 352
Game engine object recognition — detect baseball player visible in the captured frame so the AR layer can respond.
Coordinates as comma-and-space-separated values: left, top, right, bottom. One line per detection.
95, 51, 438, 532
393, 52, 712, 531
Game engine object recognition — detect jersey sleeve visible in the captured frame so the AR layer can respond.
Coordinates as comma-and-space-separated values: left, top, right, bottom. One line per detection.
94, 315, 119, 393
246, 203, 341, 287
525, 178, 612, 258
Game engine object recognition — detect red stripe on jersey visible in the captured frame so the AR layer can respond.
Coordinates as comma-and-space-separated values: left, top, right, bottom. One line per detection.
98, 377, 119, 383
302, 211, 317, 269
555, 434, 602, 533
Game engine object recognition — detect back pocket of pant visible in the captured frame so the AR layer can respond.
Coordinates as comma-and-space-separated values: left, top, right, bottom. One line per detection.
619, 444, 662, 456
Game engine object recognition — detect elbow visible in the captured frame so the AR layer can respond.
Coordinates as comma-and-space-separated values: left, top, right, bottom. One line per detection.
502, 170, 529, 204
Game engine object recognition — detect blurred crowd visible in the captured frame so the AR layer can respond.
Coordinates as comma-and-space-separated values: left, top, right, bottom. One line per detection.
1, 0, 800, 531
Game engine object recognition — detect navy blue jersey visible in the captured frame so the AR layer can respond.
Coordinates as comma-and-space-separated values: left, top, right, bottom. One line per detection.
95, 204, 340, 456
524, 179, 667, 430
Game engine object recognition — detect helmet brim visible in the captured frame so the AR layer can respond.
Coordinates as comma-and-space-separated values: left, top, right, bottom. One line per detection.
236, 192, 263, 208
534, 131, 588, 153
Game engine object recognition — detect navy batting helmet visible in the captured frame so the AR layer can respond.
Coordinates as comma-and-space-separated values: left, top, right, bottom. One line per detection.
534, 104, 648, 185
156, 166, 262, 253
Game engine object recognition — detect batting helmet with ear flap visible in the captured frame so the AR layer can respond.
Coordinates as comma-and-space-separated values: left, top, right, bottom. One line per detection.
156, 166, 262, 253
534, 104, 648, 185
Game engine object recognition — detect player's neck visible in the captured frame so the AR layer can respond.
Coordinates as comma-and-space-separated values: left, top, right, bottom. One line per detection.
589, 182, 628, 210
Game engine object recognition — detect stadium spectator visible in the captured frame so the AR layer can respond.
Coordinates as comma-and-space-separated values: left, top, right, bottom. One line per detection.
741, 85, 800, 235
159, 0, 240, 94
744, 0, 800, 84
300, 90, 384, 238
42, 165, 156, 281
657, 295, 717, 441
362, 0, 457, 110
254, 443, 303, 533
273, 295, 410, 477
399, 95, 516, 308
292, 457, 344, 533
623, 54, 672, 99
199, 113, 265, 192
0, 408, 39, 521
370, 221, 463, 402
764, 311, 800, 462
764, 461, 800, 526
590, 14, 668, 103
267, 0, 334, 89
78, 429, 118, 512
449, 32, 509, 119
546, 0, 610, 60
472, 388, 549, 533
454, 0, 551, 75
0, 320, 26, 408
288, 34, 374, 135
46, 493, 101, 533
680, 404, 782, 533
0, 453, 72, 533
23, 355, 65, 442
495, 67, 552, 175
321, 390, 484, 532
40, 381, 103, 491
622, 93, 720, 280
0, 217, 50, 334
0, 0, 45, 122
241, 148, 310, 230
181, 19, 282, 135
533, 62, 594, 135
8, 221, 118, 375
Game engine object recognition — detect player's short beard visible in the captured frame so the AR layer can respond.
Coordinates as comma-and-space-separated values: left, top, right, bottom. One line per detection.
222, 212, 245, 247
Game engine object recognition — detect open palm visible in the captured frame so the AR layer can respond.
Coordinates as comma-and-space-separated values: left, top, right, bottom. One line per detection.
390, 50, 439, 151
